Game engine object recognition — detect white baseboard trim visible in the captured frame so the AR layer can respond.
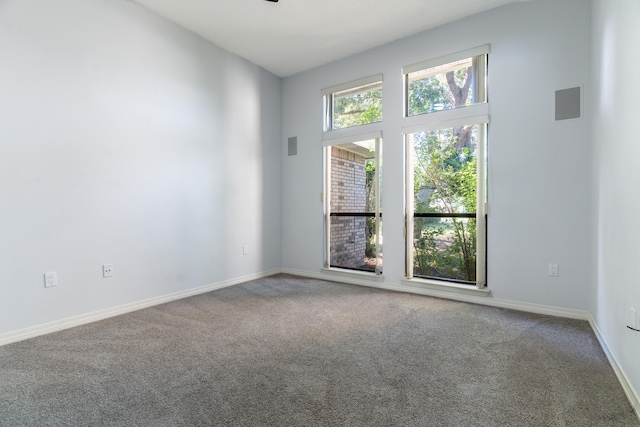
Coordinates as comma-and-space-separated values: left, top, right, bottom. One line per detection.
3, 266, 638, 422
587, 314, 640, 420
281, 268, 589, 320
0, 268, 282, 347
282, 267, 639, 422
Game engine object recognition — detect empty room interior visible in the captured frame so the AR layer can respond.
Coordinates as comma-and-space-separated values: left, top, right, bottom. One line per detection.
1, 0, 639, 425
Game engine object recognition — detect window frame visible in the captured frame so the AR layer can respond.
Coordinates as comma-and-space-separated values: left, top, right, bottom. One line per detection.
402, 45, 489, 118
322, 74, 384, 277
402, 45, 490, 289
322, 74, 383, 132
323, 133, 383, 276
404, 124, 487, 288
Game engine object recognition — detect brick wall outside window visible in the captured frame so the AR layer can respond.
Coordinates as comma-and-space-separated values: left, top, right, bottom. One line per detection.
330, 147, 367, 269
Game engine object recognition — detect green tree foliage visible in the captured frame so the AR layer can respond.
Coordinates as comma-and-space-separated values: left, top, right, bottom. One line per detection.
408, 76, 449, 115
408, 67, 472, 115
333, 89, 382, 129
364, 159, 376, 257
413, 128, 477, 282
411, 66, 478, 283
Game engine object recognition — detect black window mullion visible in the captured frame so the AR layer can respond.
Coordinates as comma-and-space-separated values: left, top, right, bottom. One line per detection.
413, 212, 475, 219
329, 212, 382, 217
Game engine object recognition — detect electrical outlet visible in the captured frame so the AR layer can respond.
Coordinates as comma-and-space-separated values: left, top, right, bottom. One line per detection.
548, 263, 559, 277
103, 264, 113, 278
243, 245, 249, 255
44, 271, 57, 288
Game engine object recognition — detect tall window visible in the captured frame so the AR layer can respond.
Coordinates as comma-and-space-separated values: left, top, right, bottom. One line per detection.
324, 138, 382, 274
322, 75, 384, 275
406, 125, 486, 284
403, 46, 489, 288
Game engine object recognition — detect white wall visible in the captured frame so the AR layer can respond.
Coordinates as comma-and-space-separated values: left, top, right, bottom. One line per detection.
591, 0, 640, 406
281, 0, 593, 310
0, 0, 281, 335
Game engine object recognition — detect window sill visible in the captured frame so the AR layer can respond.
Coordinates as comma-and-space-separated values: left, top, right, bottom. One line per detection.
322, 268, 384, 282
400, 277, 490, 296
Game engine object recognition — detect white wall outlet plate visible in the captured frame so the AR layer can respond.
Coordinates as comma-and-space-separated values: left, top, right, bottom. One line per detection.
548, 263, 559, 277
243, 245, 249, 255
103, 264, 113, 278
44, 271, 57, 288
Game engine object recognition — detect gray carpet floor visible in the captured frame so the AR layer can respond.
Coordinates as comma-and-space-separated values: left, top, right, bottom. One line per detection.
0, 274, 638, 426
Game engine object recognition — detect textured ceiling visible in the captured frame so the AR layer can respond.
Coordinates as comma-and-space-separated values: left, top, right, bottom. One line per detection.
132, 0, 521, 77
